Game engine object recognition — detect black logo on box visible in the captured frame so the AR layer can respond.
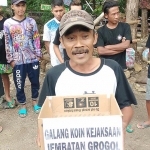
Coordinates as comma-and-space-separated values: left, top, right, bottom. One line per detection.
76, 97, 86, 108
64, 98, 74, 108
88, 97, 99, 107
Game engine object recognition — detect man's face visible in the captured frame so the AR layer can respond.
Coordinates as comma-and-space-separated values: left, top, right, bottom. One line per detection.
51, 6, 65, 21
105, 6, 120, 24
11, 2, 26, 17
70, 5, 82, 10
60, 25, 97, 65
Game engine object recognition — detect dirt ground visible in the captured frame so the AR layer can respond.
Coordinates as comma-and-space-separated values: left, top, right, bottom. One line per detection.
0, 66, 150, 150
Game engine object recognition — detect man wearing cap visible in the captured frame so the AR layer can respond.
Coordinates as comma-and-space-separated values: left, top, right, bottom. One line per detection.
37, 10, 137, 146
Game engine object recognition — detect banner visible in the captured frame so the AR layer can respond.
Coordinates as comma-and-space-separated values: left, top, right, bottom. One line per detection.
0, 0, 7, 6
43, 116, 123, 150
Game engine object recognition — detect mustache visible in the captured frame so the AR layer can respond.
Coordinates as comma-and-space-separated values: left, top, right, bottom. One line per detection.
72, 49, 89, 55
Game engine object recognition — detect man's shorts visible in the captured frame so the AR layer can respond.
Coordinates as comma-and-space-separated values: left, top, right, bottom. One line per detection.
146, 78, 150, 100
0, 64, 12, 74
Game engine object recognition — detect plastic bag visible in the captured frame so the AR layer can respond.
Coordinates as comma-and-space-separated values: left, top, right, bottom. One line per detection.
142, 48, 149, 62
126, 48, 135, 69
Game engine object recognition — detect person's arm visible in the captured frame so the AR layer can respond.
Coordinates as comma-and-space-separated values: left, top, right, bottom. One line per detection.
104, 40, 130, 51
43, 23, 51, 55
44, 41, 50, 54
53, 28, 64, 63
121, 106, 133, 131
4, 21, 15, 68
97, 46, 123, 55
32, 19, 42, 60
53, 44, 64, 63
110, 60, 137, 133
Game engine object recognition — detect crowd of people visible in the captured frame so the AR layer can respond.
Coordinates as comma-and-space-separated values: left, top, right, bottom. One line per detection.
0, 0, 149, 147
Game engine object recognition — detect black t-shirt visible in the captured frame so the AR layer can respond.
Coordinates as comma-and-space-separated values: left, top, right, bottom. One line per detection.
96, 22, 132, 69
0, 17, 7, 64
53, 28, 70, 61
38, 58, 137, 108
146, 35, 150, 78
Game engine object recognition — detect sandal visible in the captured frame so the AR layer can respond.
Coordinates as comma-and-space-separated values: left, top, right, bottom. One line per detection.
7, 98, 17, 108
126, 124, 134, 133
0, 126, 2, 133
33, 105, 41, 114
18, 108, 27, 118
137, 122, 150, 129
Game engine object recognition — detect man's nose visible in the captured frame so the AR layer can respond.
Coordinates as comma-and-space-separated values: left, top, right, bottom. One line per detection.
74, 39, 83, 48
115, 13, 119, 19
57, 11, 61, 16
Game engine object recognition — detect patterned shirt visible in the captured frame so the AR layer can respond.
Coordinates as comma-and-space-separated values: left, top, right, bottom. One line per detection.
4, 17, 42, 65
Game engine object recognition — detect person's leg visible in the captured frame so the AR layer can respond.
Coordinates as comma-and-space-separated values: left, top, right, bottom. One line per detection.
0, 75, 4, 104
140, 100, 150, 125
0, 75, 4, 97
13, 64, 27, 117
137, 78, 150, 128
1, 74, 11, 102
0, 64, 16, 108
27, 61, 40, 113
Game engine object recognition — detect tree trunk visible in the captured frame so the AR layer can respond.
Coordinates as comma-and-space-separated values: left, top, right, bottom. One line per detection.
126, 0, 139, 50
141, 8, 148, 38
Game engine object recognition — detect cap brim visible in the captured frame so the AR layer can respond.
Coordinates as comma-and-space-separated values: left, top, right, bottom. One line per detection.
60, 21, 94, 36
13, 0, 26, 4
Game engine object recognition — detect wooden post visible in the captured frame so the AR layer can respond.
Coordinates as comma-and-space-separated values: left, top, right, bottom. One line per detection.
126, 0, 139, 51
141, 8, 148, 38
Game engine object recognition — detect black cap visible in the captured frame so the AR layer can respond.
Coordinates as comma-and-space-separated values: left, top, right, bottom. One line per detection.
12, 0, 26, 4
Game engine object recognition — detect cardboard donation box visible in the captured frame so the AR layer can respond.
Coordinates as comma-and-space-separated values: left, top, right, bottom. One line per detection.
38, 94, 123, 150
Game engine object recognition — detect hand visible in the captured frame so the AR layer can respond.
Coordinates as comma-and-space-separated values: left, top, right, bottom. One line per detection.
122, 37, 126, 42
146, 4, 150, 10
36, 57, 41, 61
104, 45, 111, 49
36, 131, 41, 147
10, 61, 15, 68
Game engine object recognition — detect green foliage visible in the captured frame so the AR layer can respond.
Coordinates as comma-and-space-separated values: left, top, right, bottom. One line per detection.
26, 0, 53, 24
82, 0, 126, 17
118, 0, 126, 13
92, 0, 103, 16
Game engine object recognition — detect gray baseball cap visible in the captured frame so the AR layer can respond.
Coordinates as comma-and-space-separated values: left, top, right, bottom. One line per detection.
59, 10, 94, 36
12, 0, 26, 4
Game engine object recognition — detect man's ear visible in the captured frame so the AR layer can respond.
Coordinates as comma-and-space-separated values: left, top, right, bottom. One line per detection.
51, 8, 54, 15
93, 32, 98, 45
59, 37, 65, 49
11, 5, 14, 10
104, 13, 108, 19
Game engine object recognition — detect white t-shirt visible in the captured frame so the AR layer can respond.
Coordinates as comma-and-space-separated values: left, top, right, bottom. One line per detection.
43, 18, 64, 66
38, 58, 137, 109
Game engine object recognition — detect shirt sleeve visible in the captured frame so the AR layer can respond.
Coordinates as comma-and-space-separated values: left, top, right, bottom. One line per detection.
123, 23, 132, 41
146, 34, 150, 48
32, 19, 42, 58
53, 28, 61, 45
4, 21, 14, 63
96, 27, 105, 47
43, 23, 51, 42
114, 63, 137, 109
